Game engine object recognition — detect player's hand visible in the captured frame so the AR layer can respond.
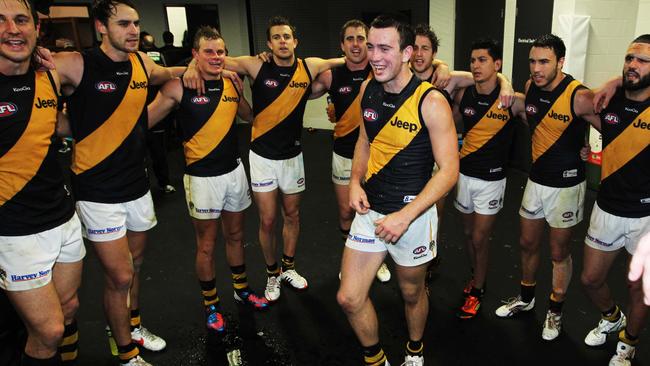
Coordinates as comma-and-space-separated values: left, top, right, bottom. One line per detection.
326, 102, 336, 123
432, 63, 451, 89
498, 83, 516, 109
349, 184, 370, 214
374, 212, 410, 244
182, 61, 205, 95
35, 46, 56, 70
593, 78, 620, 113
580, 144, 591, 162
629, 233, 650, 305
223, 70, 244, 93
257, 51, 272, 63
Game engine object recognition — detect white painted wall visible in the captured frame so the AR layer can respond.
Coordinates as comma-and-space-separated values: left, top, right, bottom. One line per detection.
636, 0, 650, 35
429, 0, 455, 67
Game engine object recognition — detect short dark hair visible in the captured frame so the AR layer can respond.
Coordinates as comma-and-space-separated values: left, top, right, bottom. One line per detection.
414, 24, 439, 53
193, 26, 223, 50
532, 34, 566, 59
471, 38, 502, 61
369, 14, 414, 51
632, 34, 650, 45
163, 30, 174, 44
339, 19, 368, 43
92, 0, 137, 26
266, 16, 296, 41
19, 0, 38, 23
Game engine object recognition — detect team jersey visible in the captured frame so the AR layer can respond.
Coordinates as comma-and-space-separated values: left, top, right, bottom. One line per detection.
361, 76, 436, 214
66, 48, 149, 203
329, 64, 372, 158
525, 74, 587, 187
177, 78, 241, 177
458, 85, 514, 180
415, 68, 453, 106
251, 58, 312, 160
0, 70, 73, 236
597, 90, 650, 218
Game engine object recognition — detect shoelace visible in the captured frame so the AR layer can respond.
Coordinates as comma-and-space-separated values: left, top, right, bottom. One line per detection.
266, 277, 279, 291
501, 296, 522, 306
545, 313, 560, 330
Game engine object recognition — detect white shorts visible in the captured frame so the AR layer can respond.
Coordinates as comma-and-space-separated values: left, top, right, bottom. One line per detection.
585, 202, 650, 254
345, 206, 438, 267
454, 173, 506, 215
332, 152, 352, 185
76, 191, 157, 242
0, 214, 85, 291
249, 150, 305, 194
519, 179, 585, 228
183, 163, 252, 220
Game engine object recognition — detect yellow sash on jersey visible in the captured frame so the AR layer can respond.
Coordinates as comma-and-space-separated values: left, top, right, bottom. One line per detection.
334, 73, 373, 139
0, 71, 58, 205
601, 108, 650, 181
251, 59, 310, 141
531, 79, 581, 162
71, 53, 147, 174
365, 83, 431, 181
184, 79, 239, 166
460, 98, 510, 158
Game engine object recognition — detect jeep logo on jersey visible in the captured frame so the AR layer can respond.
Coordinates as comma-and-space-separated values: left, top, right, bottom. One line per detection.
603, 113, 620, 125
413, 246, 427, 255
35, 97, 57, 109
634, 119, 650, 130
221, 95, 239, 103
338, 86, 352, 94
486, 110, 508, 121
463, 107, 476, 117
289, 80, 309, 88
0, 102, 17, 117
191, 96, 210, 105
264, 79, 279, 88
390, 116, 418, 133
547, 110, 570, 123
95, 81, 117, 93
525, 104, 537, 115
130, 80, 147, 89
363, 108, 378, 122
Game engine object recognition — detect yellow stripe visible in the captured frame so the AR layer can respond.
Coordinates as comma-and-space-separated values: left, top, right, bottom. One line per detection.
71, 53, 147, 174
531, 80, 581, 162
601, 108, 650, 181
202, 288, 217, 297
460, 98, 510, 158
334, 74, 372, 139
365, 84, 430, 181
619, 329, 639, 345
252, 59, 310, 141
232, 273, 247, 280
364, 350, 386, 364
233, 283, 248, 290
60, 331, 78, 346
60, 350, 78, 361
204, 298, 219, 306
0, 71, 57, 205
118, 347, 139, 361
184, 79, 239, 166
130, 315, 141, 327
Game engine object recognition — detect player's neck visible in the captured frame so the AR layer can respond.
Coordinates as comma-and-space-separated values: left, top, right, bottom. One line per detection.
272, 54, 295, 67
413, 66, 433, 82
383, 66, 412, 94
0, 58, 30, 76
346, 59, 368, 71
100, 41, 130, 62
541, 72, 565, 92
625, 87, 650, 102
475, 75, 498, 95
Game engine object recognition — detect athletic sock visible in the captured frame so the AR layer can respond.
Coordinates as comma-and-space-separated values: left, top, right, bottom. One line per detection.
129, 309, 141, 332
602, 304, 621, 321
469, 287, 485, 298
231, 264, 249, 296
117, 343, 139, 364
549, 294, 564, 314
281, 254, 295, 272
199, 278, 220, 307
362, 343, 387, 366
59, 319, 78, 365
21, 353, 61, 366
405, 339, 423, 357
520, 282, 536, 303
619, 329, 639, 346
266, 263, 280, 278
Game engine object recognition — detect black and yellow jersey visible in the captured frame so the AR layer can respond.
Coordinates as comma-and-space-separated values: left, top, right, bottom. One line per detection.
0, 70, 73, 236
177, 78, 240, 177
459, 85, 514, 181
66, 48, 149, 203
414, 69, 453, 107
525, 74, 587, 187
329, 64, 372, 158
361, 76, 436, 214
251, 58, 312, 160
597, 90, 650, 218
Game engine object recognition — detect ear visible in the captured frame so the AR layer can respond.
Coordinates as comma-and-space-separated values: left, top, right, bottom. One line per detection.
191, 48, 198, 59
340, 41, 345, 54
557, 57, 565, 70
95, 19, 107, 35
266, 39, 272, 50
293, 37, 299, 49
495, 59, 502, 72
402, 45, 414, 63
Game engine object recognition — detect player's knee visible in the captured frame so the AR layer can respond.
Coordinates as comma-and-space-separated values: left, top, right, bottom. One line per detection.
337, 289, 364, 314
107, 267, 134, 291
580, 269, 604, 290
61, 294, 80, 320
34, 320, 65, 349
259, 216, 276, 232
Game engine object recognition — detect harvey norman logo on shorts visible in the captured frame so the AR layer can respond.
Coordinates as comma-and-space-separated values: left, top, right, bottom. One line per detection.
10, 269, 51, 282
87, 225, 124, 235
348, 234, 375, 244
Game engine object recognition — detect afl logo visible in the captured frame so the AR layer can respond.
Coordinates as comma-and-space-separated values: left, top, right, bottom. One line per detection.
603, 113, 620, 125
525, 104, 537, 115
0, 102, 17, 117
562, 211, 574, 218
191, 96, 210, 105
95, 81, 117, 93
363, 108, 378, 122
463, 107, 476, 117
338, 86, 352, 94
264, 79, 279, 88
412, 246, 427, 255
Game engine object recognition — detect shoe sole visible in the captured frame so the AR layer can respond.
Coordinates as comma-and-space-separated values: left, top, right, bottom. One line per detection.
132, 338, 167, 352
280, 278, 308, 291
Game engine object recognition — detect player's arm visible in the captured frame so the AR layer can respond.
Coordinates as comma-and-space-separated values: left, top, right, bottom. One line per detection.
510, 92, 528, 123
309, 69, 332, 99
629, 232, 650, 306
349, 81, 371, 214
430, 59, 451, 88
593, 76, 622, 112
224, 55, 264, 80
52, 51, 84, 91
147, 78, 183, 129
141, 51, 193, 86
237, 95, 253, 122
305, 57, 345, 79
574, 88, 602, 132
451, 86, 467, 125
374, 91, 459, 243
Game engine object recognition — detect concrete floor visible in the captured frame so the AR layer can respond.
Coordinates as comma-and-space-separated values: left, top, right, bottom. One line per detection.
1, 125, 648, 365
